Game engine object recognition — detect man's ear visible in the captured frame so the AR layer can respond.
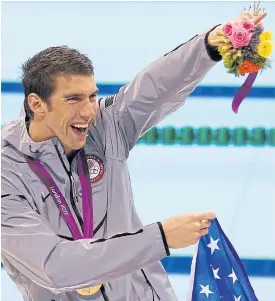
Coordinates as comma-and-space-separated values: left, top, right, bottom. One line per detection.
27, 93, 46, 118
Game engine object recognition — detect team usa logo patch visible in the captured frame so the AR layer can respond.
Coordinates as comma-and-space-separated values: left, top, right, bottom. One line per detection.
86, 155, 104, 183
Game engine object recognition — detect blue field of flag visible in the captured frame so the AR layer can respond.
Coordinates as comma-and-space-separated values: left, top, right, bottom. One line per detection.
189, 218, 259, 301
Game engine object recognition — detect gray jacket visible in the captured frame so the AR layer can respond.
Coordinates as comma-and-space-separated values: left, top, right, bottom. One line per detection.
1, 27, 221, 301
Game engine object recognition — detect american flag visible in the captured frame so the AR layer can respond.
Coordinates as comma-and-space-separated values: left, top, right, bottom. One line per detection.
188, 218, 258, 301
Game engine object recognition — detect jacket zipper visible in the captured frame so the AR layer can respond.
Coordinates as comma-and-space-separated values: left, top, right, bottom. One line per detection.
55, 146, 84, 231
141, 269, 161, 300
100, 286, 110, 301
71, 174, 79, 204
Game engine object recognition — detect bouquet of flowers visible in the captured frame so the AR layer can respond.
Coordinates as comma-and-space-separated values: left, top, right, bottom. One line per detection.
214, 2, 273, 113
219, 21, 272, 76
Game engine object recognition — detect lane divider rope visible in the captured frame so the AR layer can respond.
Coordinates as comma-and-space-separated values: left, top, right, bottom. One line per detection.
137, 126, 275, 146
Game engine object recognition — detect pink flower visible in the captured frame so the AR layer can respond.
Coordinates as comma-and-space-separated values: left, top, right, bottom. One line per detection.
223, 23, 233, 36
230, 26, 253, 49
240, 19, 255, 32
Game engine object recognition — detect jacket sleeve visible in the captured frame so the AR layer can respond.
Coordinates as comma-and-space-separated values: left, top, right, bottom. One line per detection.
1, 161, 169, 294
101, 26, 222, 153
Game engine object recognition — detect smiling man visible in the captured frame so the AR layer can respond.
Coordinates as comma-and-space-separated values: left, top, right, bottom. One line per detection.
1, 11, 266, 301
22, 48, 99, 156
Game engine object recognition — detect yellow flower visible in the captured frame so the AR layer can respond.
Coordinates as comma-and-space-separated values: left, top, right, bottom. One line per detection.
259, 31, 272, 42
257, 41, 273, 58
221, 45, 232, 52
236, 50, 242, 57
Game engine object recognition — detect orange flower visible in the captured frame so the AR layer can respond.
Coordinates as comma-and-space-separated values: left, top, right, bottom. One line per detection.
238, 60, 262, 76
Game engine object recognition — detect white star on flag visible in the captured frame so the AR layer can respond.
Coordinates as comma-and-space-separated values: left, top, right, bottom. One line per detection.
199, 284, 214, 298
207, 236, 220, 254
212, 266, 221, 279
234, 295, 241, 301
228, 268, 238, 284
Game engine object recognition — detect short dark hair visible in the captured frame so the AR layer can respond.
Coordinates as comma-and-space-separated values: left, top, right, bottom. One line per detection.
21, 46, 94, 119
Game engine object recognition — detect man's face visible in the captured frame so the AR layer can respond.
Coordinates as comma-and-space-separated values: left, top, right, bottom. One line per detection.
44, 74, 98, 154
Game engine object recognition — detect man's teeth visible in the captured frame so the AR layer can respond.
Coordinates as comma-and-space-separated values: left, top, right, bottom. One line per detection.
71, 124, 88, 133
73, 124, 88, 128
